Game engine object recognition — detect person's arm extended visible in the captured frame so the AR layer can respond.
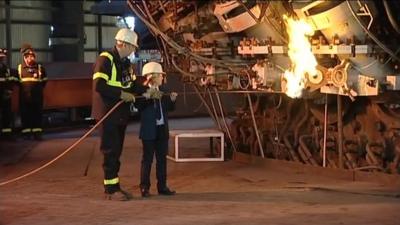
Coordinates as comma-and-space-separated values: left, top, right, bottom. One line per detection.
161, 87, 176, 111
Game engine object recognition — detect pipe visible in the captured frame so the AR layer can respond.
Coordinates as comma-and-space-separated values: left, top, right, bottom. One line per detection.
141, 1, 171, 65
283, 135, 301, 162
278, 99, 293, 142
158, 0, 167, 14
352, 165, 383, 171
193, 86, 220, 129
213, 87, 238, 153
299, 134, 319, 166
294, 101, 309, 146
183, 83, 187, 106
322, 93, 328, 167
366, 143, 381, 166
97, 15, 102, 53
273, 94, 283, 109
142, 0, 158, 26
192, 89, 207, 113
127, 0, 249, 68
170, 57, 283, 95
337, 94, 344, 169
269, 95, 282, 147
207, 88, 223, 130
383, 0, 400, 35
246, 93, 265, 158
5, 0, 11, 67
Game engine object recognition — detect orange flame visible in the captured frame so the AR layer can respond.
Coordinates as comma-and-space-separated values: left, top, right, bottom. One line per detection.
283, 15, 317, 98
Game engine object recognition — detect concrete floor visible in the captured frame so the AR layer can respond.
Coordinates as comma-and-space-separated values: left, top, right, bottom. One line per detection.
1, 118, 399, 225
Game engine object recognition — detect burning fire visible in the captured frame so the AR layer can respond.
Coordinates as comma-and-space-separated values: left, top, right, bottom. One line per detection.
283, 15, 318, 98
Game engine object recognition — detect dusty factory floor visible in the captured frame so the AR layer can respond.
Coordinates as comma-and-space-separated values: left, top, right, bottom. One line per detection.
1, 118, 400, 225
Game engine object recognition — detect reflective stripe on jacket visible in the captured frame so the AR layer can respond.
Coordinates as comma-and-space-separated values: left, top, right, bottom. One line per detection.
18, 64, 47, 82
92, 52, 132, 88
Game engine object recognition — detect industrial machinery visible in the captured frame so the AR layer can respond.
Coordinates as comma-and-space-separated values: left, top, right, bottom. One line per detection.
122, 0, 400, 174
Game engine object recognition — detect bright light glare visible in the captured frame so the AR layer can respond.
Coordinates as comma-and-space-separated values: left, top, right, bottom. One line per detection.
124, 16, 135, 30
283, 15, 317, 98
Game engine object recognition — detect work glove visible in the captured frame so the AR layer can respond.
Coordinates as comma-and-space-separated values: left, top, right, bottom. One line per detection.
170, 92, 178, 102
143, 87, 163, 100
120, 91, 135, 102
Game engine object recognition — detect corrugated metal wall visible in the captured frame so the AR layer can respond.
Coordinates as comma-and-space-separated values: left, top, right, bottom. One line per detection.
0, 0, 120, 65
9, 0, 52, 67
83, 0, 118, 63
0, 1, 5, 48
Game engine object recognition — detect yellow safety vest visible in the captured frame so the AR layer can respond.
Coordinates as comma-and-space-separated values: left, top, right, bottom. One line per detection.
92, 52, 134, 88
18, 64, 47, 82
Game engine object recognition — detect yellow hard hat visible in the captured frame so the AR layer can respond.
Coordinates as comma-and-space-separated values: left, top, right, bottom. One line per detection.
142, 62, 165, 76
115, 28, 138, 48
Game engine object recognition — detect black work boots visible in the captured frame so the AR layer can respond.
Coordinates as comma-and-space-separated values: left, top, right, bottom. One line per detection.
140, 187, 176, 198
104, 189, 133, 201
158, 187, 176, 196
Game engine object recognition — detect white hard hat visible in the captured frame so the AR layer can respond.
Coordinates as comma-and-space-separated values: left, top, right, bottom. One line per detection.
142, 62, 166, 76
115, 28, 138, 48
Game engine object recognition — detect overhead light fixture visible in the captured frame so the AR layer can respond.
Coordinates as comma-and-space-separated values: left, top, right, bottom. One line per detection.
116, 16, 135, 30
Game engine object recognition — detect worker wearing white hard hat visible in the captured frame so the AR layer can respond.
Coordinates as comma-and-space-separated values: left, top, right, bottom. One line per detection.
142, 61, 166, 76
136, 61, 177, 197
114, 28, 139, 58
142, 61, 167, 89
115, 28, 139, 48
91, 28, 140, 201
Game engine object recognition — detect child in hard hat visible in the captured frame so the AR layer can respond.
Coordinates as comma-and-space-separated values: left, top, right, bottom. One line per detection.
135, 61, 178, 197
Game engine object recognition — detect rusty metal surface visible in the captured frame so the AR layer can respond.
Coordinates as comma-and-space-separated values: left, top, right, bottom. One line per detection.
10, 79, 92, 112
43, 79, 92, 109
229, 93, 400, 175
10, 62, 94, 112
